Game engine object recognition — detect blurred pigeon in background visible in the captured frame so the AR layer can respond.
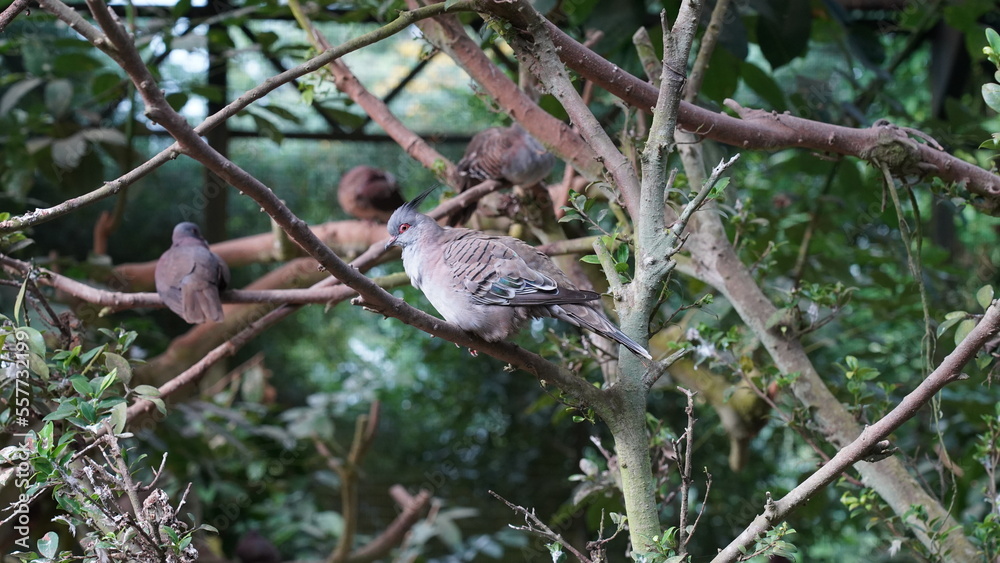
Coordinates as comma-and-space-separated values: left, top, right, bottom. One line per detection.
155, 222, 230, 324
337, 165, 405, 223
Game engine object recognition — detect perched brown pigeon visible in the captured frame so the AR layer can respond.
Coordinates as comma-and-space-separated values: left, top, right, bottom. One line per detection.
385, 188, 651, 359
154, 222, 230, 324
337, 165, 405, 223
450, 123, 555, 226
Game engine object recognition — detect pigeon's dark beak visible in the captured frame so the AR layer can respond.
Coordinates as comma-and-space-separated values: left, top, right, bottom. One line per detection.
384, 236, 398, 250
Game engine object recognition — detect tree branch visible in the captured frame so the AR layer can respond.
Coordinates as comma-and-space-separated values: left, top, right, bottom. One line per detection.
681, 202, 979, 558
345, 486, 432, 563
3, 0, 473, 235
501, 2, 642, 216
409, 4, 604, 182
0, 0, 31, 32
0, 254, 410, 310
713, 301, 1000, 561
289, 0, 456, 181
477, 4, 1000, 208
323, 402, 381, 563
489, 490, 592, 563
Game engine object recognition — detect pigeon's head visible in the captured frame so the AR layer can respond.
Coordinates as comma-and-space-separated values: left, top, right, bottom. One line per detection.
172, 222, 205, 244
385, 187, 438, 250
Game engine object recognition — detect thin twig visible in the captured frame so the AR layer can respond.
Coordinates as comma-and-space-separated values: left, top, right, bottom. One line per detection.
641, 346, 690, 390
2, 0, 474, 235
489, 490, 592, 563
328, 401, 382, 563
288, 0, 456, 181
676, 387, 696, 553
592, 239, 624, 297
687, 467, 712, 544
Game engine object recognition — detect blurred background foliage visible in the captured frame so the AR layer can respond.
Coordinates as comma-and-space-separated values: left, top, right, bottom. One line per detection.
2, 0, 1000, 561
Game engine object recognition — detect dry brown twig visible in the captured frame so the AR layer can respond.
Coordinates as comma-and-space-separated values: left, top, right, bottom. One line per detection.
489, 490, 593, 563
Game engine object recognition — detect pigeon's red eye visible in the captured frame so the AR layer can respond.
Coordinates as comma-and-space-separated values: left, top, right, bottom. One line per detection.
398, 223, 410, 234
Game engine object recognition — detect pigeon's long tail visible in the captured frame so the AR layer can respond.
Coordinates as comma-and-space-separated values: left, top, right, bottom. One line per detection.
553, 304, 652, 360
181, 281, 224, 324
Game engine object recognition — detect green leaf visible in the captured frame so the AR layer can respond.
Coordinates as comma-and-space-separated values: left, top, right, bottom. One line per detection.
78, 401, 96, 423
162, 526, 180, 543
318, 107, 366, 129
13, 276, 28, 324
740, 61, 787, 111
985, 27, 1000, 55
166, 92, 189, 112
149, 397, 166, 415
172, 0, 192, 17
936, 313, 965, 338
300, 83, 315, 106
53, 52, 103, 74
984, 83, 1000, 113
44, 79, 74, 117
104, 352, 132, 385
70, 375, 94, 396
134, 385, 161, 397
262, 103, 301, 124
251, 113, 284, 144
97, 370, 118, 395
37, 531, 59, 558
981, 134, 1000, 150
0, 76, 43, 115
191, 84, 225, 103
44, 403, 76, 421
91, 72, 123, 99
579, 255, 601, 264
955, 318, 977, 346
29, 352, 49, 379
977, 285, 994, 310
614, 243, 630, 264
701, 46, 740, 103
757, 0, 811, 69
708, 177, 731, 199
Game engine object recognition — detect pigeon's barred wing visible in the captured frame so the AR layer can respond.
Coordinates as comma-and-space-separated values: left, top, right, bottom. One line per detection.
456, 128, 510, 184
443, 232, 600, 307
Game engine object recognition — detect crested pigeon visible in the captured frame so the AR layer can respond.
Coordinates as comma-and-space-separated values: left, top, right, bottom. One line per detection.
155, 222, 230, 324
385, 189, 651, 360
450, 123, 556, 226
337, 165, 405, 223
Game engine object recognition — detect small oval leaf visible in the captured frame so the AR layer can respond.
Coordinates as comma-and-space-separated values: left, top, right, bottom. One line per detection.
104, 352, 132, 385
954, 318, 977, 346
38, 531, 59, 558
977, 285, 994, 310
